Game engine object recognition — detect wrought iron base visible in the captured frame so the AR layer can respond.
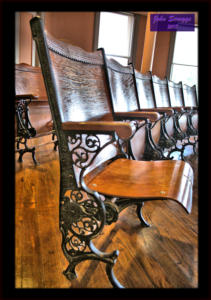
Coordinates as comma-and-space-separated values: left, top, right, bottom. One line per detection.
143, 124, 166, 161
15, 98, 38, 164
60, 191, 152, 288
136, 203, 151, 227
63, 240, 124, 288
18, 146, 37, 164
158, 118, 176, 151
52, 132, 59, 151
16, 138, 38, 164
166, 136, 198, 161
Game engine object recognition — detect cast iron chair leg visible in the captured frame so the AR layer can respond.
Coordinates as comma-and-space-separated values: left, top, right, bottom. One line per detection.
18, 145, 38, 165
136, 203, 151, 227
106, 262, 124, 288
53, 140, 59, 151
63, 240, 124, 288
90, 241, 124, 288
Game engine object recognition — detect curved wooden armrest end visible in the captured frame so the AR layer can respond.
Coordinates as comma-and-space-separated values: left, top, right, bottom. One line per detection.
114, 111, 160, 122
172, 107, 184, 113
15, 94, 39, 100
61, 121, 134, 140
140, 108, 174, 116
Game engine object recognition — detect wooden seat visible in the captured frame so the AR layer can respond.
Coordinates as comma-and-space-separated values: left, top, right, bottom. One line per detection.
84, 158, 193, 213
30, 16, 194, 289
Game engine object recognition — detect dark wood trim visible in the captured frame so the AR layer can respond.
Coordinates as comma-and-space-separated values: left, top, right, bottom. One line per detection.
166, 32, 176, 79
93, 12, 100, 51
130, 14, 140, 65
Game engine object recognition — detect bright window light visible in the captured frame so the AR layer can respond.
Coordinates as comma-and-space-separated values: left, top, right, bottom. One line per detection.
98, 12, 134, 65
170, 27, 198, 88
173, 30, 198, 66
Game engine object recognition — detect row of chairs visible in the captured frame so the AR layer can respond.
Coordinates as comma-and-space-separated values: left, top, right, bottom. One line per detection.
30, 16, 196, 288
104, 56, 198, 161
15, 58, 198, 164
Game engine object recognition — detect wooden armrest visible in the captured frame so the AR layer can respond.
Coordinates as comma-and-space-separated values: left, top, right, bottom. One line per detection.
15, 94, 39, 100
114, 111, 160, 122
172, 107, 184, 113
184, 106, 198, 111
61, 121, 135, 140
139, 108, 174, 116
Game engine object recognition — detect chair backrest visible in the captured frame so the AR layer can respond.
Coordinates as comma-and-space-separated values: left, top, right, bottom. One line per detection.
105, 58, 140, 113
15, 63, 48, 100
167, 80, 185, 107
135, 70, 156, 109
182, 83, 198, 107
30, 17, 126, 186
152, 75, 171, 108
46, 36, 114, 123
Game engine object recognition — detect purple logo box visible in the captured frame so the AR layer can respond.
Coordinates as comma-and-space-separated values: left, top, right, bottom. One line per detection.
150, 14, 195, 31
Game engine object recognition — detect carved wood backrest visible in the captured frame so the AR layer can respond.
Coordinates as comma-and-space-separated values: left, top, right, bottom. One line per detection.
168, 80, 184, 107
135, 70, 156, 109
15, 63, 47, 100
46, 33, 114, 123
31, 18, 124, 187
152, 75, 171, 108
106, 58, 139, 112
182, 84, 198, 107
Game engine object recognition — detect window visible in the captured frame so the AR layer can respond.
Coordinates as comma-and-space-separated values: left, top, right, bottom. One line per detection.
169, 27, 198, 88
96, 12, 135, 66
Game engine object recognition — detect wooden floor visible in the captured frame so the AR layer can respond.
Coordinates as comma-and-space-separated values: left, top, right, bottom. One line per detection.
15, 136, 198, 288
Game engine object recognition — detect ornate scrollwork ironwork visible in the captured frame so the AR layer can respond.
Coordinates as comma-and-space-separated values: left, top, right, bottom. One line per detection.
61, 189, 104, 241
104, 201, 119, 225
67, 133, 104, 169
16, 99, 36, 139
15, 99, 37, 163
60, 132, 126, 260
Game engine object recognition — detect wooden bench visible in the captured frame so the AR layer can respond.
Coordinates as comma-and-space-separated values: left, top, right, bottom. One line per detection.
15, 63, 58, 163
30, 16, 194, 288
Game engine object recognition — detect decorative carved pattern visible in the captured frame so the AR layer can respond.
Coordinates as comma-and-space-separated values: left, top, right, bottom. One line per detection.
47, 34, 104, 66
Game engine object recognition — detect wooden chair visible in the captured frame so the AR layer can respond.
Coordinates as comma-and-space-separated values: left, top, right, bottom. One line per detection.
168, 79, 198, 136
15, 63, 58, 163
30, 16, 194, 288
103, 57, 165, 161
151, 75, 193, 159
134, 70, 178, 152
182, 83, 198, 132
152, 75, 186, 139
